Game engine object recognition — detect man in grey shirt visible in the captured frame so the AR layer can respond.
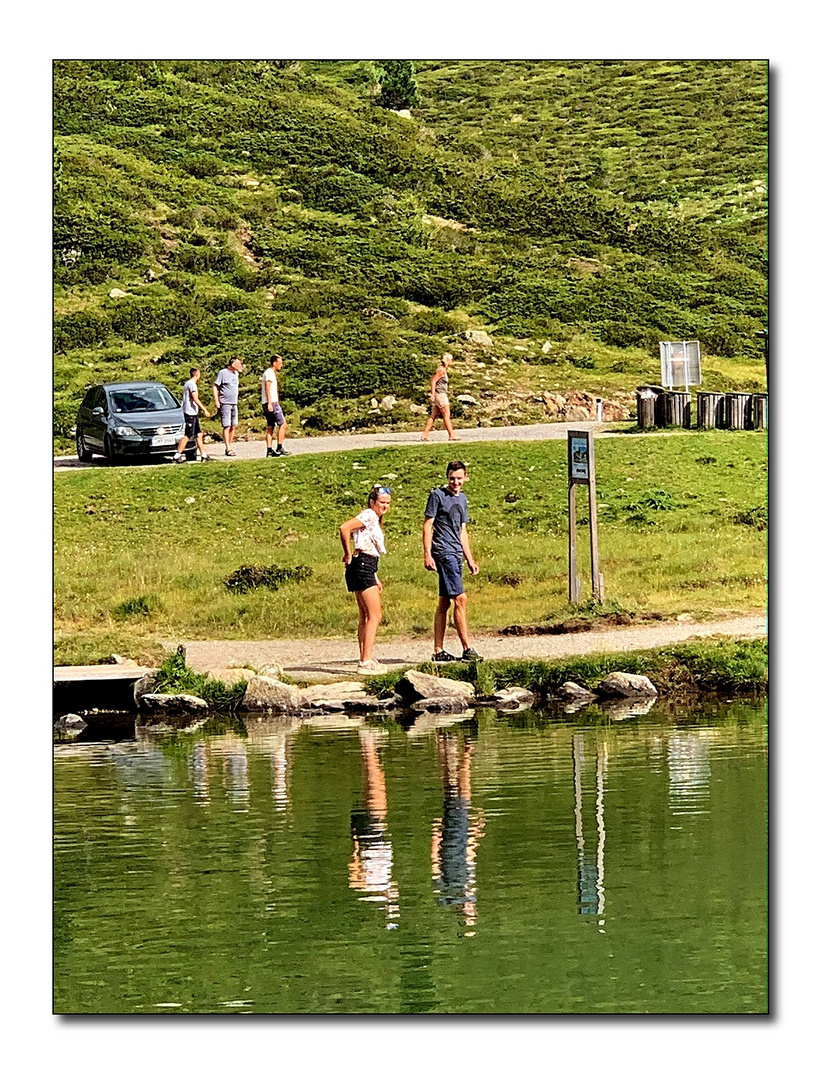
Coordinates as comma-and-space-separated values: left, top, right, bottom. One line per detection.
174, 367, 211, 463
213, 356, 244, 457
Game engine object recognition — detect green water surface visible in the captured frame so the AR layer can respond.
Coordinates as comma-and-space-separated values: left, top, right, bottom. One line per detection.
54, 699, 767, 1014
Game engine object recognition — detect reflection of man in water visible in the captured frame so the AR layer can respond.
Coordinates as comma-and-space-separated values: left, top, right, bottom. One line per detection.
348, 728, 399, 929
431, 731, 484, 931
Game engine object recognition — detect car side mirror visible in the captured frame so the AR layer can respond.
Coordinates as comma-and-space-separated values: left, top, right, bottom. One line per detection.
92, 406, 104, 417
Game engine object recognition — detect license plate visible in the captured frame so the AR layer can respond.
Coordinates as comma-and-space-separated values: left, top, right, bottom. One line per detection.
151, 435, 177, 447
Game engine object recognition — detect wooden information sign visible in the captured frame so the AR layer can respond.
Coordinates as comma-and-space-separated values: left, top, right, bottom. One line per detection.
567, 429, 604, 604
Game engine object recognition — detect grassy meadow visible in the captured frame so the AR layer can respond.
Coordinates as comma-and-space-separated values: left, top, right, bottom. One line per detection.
53, 60, 767, 453
54, 431, 767, 665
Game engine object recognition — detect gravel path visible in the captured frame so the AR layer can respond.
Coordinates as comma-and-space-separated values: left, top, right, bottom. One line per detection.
177, 613, 766, 682
54, 419, 654, 471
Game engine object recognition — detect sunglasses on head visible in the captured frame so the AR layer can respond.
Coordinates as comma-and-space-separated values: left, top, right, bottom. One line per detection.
373, 485, 392, 495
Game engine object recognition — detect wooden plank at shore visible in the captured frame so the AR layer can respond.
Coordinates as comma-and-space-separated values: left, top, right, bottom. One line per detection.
54, 665, 151, 682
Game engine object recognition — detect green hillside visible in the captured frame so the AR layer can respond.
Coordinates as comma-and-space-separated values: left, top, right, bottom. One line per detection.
53, 60, 767, 452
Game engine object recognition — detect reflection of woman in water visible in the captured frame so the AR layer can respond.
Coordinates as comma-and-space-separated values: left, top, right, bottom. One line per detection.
431, 731, 484, 930
348, 728, 399, 929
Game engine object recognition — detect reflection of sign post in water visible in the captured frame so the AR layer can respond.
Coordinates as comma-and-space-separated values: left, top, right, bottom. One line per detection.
567, 429, 604, 604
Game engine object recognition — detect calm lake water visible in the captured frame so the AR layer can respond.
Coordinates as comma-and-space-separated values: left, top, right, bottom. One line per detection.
54, 698, 767, 1014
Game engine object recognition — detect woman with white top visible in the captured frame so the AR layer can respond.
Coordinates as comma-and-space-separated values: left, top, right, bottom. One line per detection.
339, 484, 392, 675
421, 353, 460, 442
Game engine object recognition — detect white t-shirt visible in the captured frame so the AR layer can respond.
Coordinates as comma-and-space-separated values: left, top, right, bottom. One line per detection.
352, 508, 387, 557
182, 378, 198, 416
260, 367, 277, 406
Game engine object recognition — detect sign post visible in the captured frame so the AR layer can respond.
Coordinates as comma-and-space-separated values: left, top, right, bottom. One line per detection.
568, 430, 604, 604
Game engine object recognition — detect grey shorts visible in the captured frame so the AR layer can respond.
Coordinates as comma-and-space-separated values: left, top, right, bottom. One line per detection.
435, 552, 464, 598
433, 392, 450, 409
220, 403, 238, 428
262, 403, 286, 427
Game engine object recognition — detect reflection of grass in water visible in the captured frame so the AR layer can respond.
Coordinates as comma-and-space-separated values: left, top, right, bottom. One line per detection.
54, 432, 767, 663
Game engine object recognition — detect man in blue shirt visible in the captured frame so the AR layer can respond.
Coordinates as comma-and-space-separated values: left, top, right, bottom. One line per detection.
423, 460, 482, 663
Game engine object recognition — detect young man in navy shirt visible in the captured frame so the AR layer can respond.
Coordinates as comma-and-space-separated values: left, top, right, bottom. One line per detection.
423, 460, 482, 663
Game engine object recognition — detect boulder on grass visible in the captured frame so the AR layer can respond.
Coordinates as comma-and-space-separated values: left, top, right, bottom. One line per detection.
299, 681, 379, 711
395, 669, 475, 705
558, 681, 595, 700
204, 668, 256, 686
492, 686, 535, 707
54, 713, 87, 735
241, 676, 301, 712
409, 696, 471, 712
596, 672, 658, 699
140, 693, 208, 714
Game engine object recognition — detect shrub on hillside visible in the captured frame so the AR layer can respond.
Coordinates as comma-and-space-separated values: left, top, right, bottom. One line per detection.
107, 295, 203, 344
169, 243, 238, 273
54, 310, 110, 353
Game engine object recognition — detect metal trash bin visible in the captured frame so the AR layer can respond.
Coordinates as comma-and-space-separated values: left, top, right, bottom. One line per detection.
635, 385, 663, 430
725, 392, 750, 430
747, 393, 768, 430
663, 391, 691, 428
696, 392, 725, 430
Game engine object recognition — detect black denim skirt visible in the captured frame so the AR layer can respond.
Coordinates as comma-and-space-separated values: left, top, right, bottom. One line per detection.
345, 551, 379, 592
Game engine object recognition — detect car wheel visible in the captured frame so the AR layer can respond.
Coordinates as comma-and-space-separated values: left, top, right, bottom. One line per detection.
103, 435, 120, 466
76, 431, 93, 462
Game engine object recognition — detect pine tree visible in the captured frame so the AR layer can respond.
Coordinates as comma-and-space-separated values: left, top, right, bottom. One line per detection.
375, 61, 420, 110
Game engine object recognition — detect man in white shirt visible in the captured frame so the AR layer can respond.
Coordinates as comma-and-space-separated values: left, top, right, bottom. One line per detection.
261, 354, 291, 457
174, 367, 211, 463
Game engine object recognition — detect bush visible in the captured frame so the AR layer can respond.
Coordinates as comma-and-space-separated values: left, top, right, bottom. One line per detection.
112, 595, 156, 619
54, 310, 110, 352
733, 506, 767, 530
107, 295, 202, 344
170, 244, 237, 273
223, 564, 313, 592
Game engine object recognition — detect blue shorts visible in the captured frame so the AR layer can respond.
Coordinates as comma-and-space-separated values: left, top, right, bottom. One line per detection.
262, 403, 286, 427
435, 552, 464, 598
220, 402, 238, 428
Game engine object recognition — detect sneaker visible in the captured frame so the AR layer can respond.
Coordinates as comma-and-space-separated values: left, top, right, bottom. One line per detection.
225, 449, 235, 457
357, 660, 388, 675
461, 647, 483, 661
266, 447, 277, 457
432, 650, 458, 663
199, 454, 211, 462
275, 446, 291, 456
173, 453, 187, 463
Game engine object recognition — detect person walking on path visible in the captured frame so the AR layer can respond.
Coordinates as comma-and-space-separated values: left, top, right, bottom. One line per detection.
174, 367, 212, 463
422, 354, 461, 442
261, 354, 291, 457
340, 484, 392, 675
213, 356, 244, 457
423, 460, 482, 662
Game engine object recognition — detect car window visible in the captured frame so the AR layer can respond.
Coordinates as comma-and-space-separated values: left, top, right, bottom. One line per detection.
109, 386, 178, 413
81, 388, 98, 409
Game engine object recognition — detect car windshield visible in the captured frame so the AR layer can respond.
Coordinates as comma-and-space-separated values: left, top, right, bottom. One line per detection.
109, 387, 178, 413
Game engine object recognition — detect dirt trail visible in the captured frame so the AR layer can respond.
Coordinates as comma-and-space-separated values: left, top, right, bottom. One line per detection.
54, 419, 665, 471
177, 613, 766, 683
